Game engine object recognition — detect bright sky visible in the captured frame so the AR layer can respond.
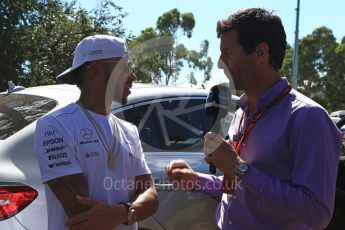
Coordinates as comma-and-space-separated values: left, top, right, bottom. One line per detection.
75, 0, 345, 88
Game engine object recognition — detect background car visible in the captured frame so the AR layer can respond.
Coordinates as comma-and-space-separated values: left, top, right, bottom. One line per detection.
331, 116, 341, 124
2, 83, 343, 229
0, 83, 238, 230
326, 117, 345, 230
330, 110, 345, 120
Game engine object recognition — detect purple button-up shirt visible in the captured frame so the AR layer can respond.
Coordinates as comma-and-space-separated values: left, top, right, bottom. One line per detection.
196, 78, 342, 230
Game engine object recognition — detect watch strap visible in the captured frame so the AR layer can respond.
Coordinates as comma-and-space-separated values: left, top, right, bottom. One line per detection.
118, 202, 131, 225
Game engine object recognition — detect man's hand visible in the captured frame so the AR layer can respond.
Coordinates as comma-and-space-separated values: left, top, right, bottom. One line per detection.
65, 196, 127, 230
204, 132, 243, 177
166, 159, 199, 190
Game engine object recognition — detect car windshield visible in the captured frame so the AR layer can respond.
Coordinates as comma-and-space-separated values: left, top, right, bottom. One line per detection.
0, 94, 57, 140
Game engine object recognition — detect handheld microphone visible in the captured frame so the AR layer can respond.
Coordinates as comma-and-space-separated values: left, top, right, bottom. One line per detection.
205, 83, 231, 174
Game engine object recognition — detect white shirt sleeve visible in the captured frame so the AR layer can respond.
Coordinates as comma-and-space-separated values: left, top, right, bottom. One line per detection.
34, 115, 83, 183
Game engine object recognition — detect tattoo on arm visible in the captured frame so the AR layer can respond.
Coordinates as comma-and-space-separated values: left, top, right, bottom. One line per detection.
47, 173, 89, 218
134, 174, 154, 197
132, 174, 159, 221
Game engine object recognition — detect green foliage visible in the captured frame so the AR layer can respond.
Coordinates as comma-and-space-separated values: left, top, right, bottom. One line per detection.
2, 2, 344, 111
0, 0, 127, 91
324, 43, 345, 111
281, 27, 345, 112
280, 44, 293, 82
156, 8, 195, 39
129, 8, 212, 86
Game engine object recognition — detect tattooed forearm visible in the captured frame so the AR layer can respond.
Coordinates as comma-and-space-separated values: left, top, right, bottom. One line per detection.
47, 173, 89, 218
132, 174, 159, 221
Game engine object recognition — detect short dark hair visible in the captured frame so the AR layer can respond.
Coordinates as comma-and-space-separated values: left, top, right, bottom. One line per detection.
217, 8, 287, 69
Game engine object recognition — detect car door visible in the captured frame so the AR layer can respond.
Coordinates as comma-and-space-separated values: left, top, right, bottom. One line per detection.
114, 96, 220, 229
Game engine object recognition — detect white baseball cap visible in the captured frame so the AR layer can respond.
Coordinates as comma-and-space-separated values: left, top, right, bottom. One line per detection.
56, 34, 130, 84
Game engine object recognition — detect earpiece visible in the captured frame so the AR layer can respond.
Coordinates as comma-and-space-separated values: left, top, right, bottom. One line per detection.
256, 48, 263, 57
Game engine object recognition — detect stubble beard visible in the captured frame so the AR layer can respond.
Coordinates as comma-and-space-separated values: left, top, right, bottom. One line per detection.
121, 97, 128, 105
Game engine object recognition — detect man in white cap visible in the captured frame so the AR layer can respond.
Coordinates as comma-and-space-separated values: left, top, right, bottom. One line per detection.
34, 35, 158, 230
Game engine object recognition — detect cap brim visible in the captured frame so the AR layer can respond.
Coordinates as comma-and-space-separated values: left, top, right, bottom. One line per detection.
56, 66, 80, 84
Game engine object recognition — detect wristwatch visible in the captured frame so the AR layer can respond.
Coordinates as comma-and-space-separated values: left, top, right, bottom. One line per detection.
119, 202, 134, 225
234, 162, 249, 178
127, 206, 138, 225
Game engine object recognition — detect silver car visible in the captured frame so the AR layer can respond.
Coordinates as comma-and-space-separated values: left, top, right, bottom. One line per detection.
0, 83, 238, 230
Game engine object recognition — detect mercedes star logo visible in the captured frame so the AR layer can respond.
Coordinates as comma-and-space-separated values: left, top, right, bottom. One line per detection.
80, 128, 92, 139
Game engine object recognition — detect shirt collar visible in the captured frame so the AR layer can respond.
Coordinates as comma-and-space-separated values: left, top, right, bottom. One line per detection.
239, 78, 290, 113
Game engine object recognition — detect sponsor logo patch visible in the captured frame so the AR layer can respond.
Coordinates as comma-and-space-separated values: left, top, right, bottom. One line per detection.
44, 129, 57, 137
45, 146, 64, 154
48, 161, 72, 169
80, 139, 99, 145
80, 128, 92, 139
85, 152, 100, 158
88, 50, 103, 56
42, 137, 64, 147
48, 152, 67, 161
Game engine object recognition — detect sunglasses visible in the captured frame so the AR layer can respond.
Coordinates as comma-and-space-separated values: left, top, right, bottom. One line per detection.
86, 60, 134, 75
99, 60, 135, 75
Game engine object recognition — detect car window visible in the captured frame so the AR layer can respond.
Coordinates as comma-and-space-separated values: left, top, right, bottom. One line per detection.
116, 103, 163, 151
156, 99, 211, 151
340, 124, 345, 134
0, 94, 57, 140
116, 98, 213, 152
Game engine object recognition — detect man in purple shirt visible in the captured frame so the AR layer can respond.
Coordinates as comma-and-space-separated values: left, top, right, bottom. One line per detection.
166, 8, 342, 230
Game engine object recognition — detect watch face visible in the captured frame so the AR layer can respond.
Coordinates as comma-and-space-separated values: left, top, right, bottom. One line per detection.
237, 162, 248, 173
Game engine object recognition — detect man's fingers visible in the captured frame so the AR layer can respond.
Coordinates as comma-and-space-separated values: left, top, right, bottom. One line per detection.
169, 168, 185, 181
70, 221, 97, 230
168, 168, 197, 190
75, 196, 98, 206
166, 160, 198, 191
204, 132, 223, 142
204, 132, 224, 157
167, 169, 184, 188
205, 155, 212, 164
171, 160, 189, 169
65, 197, 103, 227
167, 167, 191, 184
65, 210, 90, 227
204, 145, 216, 156
205, 138, 222, 149
204, 138, 223, 156
166, 159, 189, 174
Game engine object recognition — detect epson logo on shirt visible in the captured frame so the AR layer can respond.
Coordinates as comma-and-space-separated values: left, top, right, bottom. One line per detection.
43, 137, 64, 147
48, 161, 72, 169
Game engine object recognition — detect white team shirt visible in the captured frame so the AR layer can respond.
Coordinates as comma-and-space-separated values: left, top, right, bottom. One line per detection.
34, 103, 151, 230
